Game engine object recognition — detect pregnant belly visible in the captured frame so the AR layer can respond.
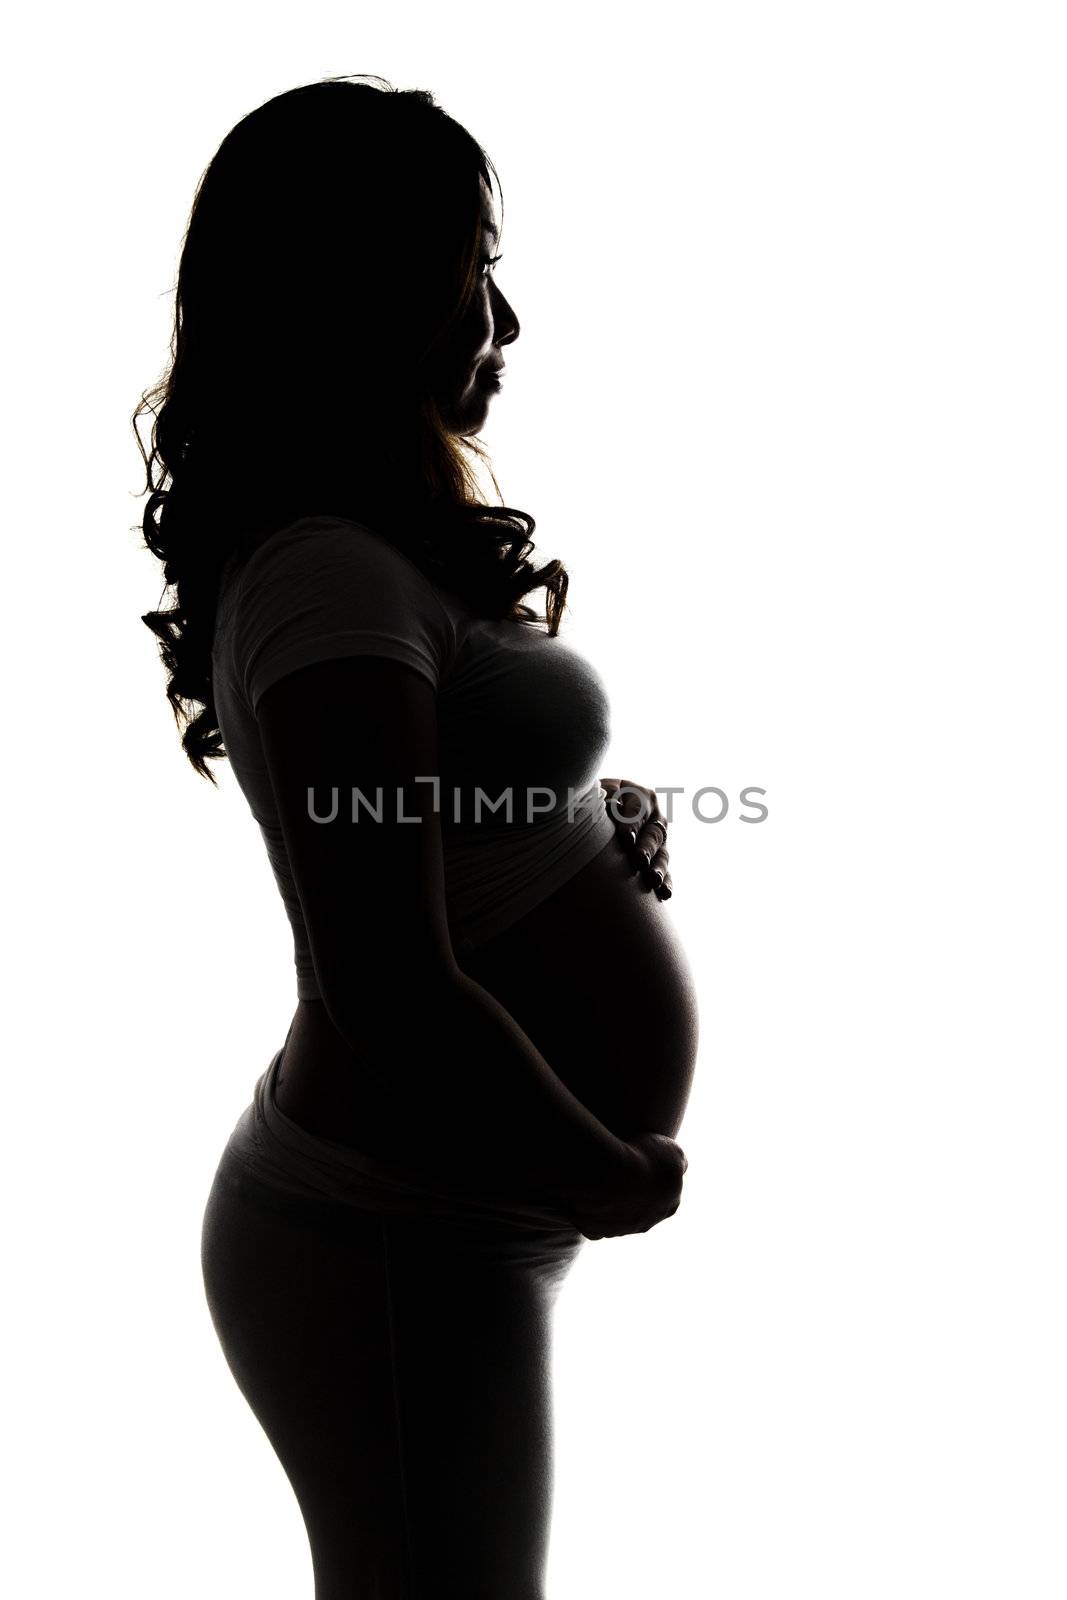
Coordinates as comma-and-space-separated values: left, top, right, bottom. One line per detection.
457, 833, 699, 1140
275, 834, 699, 1149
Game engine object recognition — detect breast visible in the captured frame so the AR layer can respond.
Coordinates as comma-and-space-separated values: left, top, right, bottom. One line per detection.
457, 832, 699, 1141
439, 617, 614, 816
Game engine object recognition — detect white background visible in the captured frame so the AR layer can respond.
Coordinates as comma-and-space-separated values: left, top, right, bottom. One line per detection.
4, 3, 1065, 1596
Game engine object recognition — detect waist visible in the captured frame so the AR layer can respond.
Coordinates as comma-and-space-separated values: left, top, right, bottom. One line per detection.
236, 1043, 583, 1236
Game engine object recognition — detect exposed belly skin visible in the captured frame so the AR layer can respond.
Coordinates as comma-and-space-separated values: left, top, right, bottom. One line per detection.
458, 833, 699, 1140
273, 834, 699, 1148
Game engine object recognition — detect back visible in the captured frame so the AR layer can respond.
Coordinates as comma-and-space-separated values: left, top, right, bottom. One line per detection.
211, 515, 617, 999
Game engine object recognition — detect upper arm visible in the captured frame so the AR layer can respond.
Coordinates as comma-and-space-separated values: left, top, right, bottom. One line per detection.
234, 518, 456, 716
227, 519, 462, 1020
255, 652, 462, 1019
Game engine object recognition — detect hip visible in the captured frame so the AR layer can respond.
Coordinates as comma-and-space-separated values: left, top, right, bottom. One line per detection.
213, 1043, 586, 1248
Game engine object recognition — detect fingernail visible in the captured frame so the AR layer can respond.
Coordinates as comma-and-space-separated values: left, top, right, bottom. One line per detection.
639, 851, 651, 869
626, 828, 637, 848
652, 868, 664, 887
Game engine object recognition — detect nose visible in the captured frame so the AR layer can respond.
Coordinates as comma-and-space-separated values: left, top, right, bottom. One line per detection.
491, 280, 520, 347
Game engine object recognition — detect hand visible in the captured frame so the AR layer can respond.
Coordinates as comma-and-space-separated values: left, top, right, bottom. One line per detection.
600, 777, 673, 900
569, 1131, 688, 1241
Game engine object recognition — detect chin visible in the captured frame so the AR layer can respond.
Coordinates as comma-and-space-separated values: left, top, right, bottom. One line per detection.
451, 399, 492, 439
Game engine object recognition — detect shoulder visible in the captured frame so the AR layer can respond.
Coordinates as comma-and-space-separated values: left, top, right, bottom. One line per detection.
232, 514, 421, 585
222, 514, 464, 711
231, 515, 457, 621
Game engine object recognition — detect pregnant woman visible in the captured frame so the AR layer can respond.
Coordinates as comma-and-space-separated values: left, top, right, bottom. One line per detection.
135, 76, 699, 1599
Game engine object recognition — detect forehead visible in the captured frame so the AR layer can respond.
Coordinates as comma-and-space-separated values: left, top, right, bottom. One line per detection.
478, 177, 499, 240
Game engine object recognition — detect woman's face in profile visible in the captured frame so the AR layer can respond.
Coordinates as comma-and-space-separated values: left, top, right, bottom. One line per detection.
431, 177, 519, 437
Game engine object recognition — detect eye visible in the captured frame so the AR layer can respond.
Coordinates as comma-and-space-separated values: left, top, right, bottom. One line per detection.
480, 253, 503, 279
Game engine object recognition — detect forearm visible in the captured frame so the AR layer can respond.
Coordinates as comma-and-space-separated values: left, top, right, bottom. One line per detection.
326, 970, 635, 1212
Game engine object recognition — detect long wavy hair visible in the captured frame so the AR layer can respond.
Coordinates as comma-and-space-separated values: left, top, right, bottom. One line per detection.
133, 75, 569, 783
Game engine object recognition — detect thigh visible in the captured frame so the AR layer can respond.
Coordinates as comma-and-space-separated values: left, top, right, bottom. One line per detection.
201, 1144, 583, 1600
382, 1217, 583, 1599
201, 1148, 409, 1597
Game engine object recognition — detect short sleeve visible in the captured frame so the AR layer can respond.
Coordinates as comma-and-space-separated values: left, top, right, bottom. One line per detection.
230, 518, 457, 715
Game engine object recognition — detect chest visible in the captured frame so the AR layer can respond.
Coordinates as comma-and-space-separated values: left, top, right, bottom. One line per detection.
436, 617, 613, 801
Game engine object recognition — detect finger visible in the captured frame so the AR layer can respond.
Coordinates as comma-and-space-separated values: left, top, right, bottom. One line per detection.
635, 825, 669, 871
654, 868, 673, 900
601, 780, 642, 849
643, 844, 669, 883
610, 784, 658, 849
610, 781, 653, 831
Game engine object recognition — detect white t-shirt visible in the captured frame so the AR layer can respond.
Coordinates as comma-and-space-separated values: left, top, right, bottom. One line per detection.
212, 515, 616, 999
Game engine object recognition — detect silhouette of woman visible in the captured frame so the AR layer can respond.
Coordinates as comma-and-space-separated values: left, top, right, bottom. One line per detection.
134, 75, 699, 1599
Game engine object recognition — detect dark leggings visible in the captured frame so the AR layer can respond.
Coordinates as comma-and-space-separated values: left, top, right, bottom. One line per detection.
200, 1054, 584, 1599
